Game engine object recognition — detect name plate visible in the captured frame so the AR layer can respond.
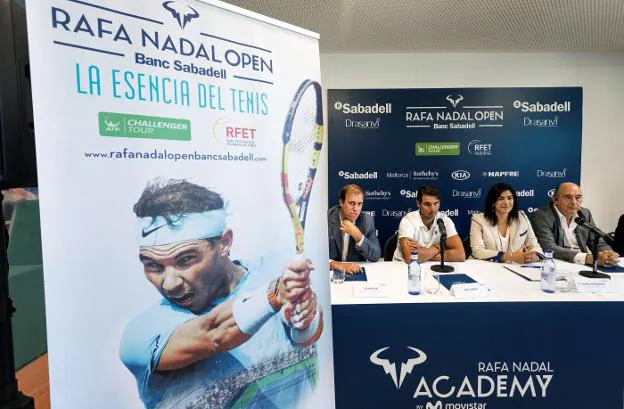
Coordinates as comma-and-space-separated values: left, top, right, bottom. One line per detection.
450, 282, 490, 299
352, 283, 391, 298
574, 277, 612, 293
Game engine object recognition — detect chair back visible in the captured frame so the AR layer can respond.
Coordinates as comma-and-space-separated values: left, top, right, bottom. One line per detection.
383, 231, 398, 261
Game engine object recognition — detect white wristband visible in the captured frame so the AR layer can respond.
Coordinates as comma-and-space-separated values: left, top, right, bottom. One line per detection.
289, 309, 321, 346
232, 283, 276, 335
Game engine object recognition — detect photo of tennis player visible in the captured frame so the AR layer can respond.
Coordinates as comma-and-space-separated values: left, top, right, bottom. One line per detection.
119, 179, 323, 409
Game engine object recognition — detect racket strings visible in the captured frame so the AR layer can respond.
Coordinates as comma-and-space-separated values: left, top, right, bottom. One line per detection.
287, 88, 319, 205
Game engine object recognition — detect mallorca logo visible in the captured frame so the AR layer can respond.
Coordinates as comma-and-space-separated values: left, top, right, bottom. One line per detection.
370, 346, 427, 389
163, 1, 200, 29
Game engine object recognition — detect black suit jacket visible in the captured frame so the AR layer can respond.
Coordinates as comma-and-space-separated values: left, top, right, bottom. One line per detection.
328, 206, 381, 262
614, 214, 624, 256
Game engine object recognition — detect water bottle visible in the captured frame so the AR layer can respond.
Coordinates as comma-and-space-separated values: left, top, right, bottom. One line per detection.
408, 252, 421, 295
540, 249, 556, 293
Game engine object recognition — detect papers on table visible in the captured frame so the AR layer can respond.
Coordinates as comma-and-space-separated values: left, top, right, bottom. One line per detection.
503, 265, 541, 281
352, 283, 391, 298
437, 273, 477, 290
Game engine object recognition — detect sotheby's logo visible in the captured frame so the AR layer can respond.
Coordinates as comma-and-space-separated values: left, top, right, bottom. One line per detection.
163, 1, 200, 29
370, 346, 427, 389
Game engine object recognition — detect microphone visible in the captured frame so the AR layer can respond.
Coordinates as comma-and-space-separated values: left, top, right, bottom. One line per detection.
574, 211, 613, 280
431, 217, 454, 273
574, 214, 614, 243
436, 218, 447, 237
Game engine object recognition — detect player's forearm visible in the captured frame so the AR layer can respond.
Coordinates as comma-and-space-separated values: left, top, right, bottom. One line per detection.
157, 308, 249, 371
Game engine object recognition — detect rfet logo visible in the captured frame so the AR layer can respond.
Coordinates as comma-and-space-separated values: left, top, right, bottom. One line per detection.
163, 1, 200, 29
467, 140, 492, 156
213, 118, 257, 147
370, 346, 427, 389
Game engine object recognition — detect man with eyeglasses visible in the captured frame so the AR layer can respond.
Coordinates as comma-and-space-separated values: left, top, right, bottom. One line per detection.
531, 182, 620, 267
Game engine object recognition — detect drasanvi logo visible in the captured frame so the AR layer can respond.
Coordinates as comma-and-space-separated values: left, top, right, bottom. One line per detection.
453, 189, 482, 199
333, 101, 392, 114
548, 189, 556, 198
513, 100, 571, 113
467, 140, 492, 156
536, 168, 566, 178
446, 94, 464, 108
523, 116, 559, 128
370, 347, 427, 389
162, 1, 200, 29
451, 170, 470, 181
345, 118, 381, 129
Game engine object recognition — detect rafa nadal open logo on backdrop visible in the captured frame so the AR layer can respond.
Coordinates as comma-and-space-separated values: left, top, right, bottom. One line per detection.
162, 1, 200, 29
369, 346, 427, 389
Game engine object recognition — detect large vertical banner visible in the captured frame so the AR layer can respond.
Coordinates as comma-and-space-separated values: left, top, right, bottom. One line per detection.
26, 1, 334, 408
328, 88, 582, 247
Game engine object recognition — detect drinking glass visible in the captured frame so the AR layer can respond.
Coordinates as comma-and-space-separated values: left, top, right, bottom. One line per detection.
332, 266, 346, 284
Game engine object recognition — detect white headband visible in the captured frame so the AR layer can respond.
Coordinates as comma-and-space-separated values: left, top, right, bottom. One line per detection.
136, 209, 227, 247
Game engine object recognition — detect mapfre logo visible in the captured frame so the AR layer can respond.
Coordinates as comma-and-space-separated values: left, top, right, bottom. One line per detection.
370, 346, 427, 389
213, 118, 257, 147
451, 170, 470, 180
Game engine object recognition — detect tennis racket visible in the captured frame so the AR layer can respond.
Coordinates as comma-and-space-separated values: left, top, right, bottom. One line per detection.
281, 79, 324, 256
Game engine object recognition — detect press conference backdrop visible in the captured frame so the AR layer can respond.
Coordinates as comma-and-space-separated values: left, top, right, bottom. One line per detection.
327, 88, 582, 246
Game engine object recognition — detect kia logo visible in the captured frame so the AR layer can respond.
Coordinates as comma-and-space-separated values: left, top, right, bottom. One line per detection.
451, 170, 470, 181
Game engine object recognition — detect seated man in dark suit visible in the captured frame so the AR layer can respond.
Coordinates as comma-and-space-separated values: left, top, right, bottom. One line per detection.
614, 213, 624, 256
328, 184, 381, 274
531, 182, 619, 267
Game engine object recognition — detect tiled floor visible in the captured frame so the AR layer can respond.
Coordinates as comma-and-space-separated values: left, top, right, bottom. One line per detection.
15, 354, 50, 409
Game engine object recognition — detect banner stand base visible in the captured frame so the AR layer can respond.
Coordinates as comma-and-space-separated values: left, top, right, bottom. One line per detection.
0, 392, 35, 409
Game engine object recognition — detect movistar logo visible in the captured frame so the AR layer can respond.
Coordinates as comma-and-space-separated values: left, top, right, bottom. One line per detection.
369, 346, 427, 389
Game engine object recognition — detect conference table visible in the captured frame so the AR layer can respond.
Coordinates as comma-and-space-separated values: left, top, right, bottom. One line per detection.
330, 259, 624, 409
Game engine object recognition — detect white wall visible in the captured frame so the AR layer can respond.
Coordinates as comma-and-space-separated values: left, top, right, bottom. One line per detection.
320, 51, 624, 231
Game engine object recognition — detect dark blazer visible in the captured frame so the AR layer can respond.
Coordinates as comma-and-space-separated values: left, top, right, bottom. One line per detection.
614, 214, 624, 256
530, 202, 612, 263
328, 205, 381, 262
